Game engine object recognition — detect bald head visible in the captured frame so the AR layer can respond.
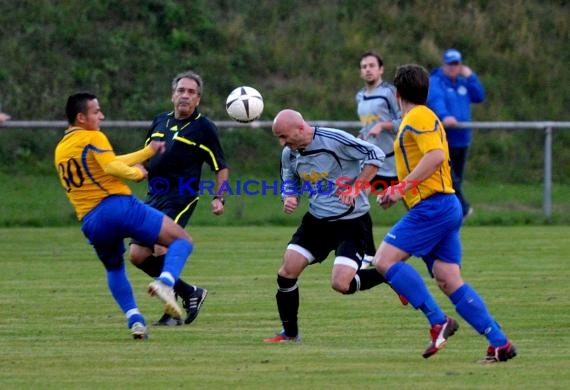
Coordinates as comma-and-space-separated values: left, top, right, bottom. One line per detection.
272, 109, 313, 150
272, 109, 304, 133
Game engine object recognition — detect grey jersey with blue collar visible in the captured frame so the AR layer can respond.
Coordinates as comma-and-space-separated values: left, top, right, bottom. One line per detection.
356, 81, 401, 177
280, 127, 384, 220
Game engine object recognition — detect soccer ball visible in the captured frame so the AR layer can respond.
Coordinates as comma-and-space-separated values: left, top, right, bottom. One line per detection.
225, 86, 264, 123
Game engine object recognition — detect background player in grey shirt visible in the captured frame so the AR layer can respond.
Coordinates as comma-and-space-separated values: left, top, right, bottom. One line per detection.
356, 51, 402, 266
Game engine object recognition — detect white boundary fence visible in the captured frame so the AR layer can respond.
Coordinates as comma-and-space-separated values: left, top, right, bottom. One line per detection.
3, 120, 570, 222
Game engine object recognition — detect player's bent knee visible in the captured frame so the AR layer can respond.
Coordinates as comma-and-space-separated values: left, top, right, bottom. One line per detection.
127, 244, 147, 265
435, 277, 448, 292
330, 273, 353, 294
433, 262, 463, 294
435, 274, 463, 295
158, 217, 193, 246
278, 264, 303, 279
331, 280, 350, 294
175, 226, 192, 241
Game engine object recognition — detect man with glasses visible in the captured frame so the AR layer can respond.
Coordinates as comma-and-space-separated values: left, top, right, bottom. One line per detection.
427, 49, 485, 218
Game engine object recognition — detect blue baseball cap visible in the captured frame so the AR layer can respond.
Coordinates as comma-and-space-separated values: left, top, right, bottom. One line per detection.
443, 49, 462, 64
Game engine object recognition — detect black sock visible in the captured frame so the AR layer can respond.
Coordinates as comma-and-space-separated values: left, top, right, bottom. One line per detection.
135, 254, 164, 278
276, 274, 299, 337
135, 254, 195, 298
346, 268, 386, 294
364, 240, 376, 257
174, 279, 196, 300
363, 212, 377, 256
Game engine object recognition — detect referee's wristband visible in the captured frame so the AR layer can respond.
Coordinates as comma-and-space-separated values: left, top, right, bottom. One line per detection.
213, 196, 225, 205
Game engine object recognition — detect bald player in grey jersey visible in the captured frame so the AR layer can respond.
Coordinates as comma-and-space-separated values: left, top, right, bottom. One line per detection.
264, 109, 390, 343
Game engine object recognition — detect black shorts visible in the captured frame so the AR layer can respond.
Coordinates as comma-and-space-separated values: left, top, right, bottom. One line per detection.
288, 212, 372, 266
145, 194, 199, 228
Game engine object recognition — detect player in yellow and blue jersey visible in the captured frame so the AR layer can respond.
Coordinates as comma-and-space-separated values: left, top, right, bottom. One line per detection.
55, 92, 195, 340
373, 64, 516, 363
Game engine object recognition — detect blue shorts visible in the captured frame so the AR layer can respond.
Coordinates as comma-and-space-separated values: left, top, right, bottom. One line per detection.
383, 193, 463, 275
81, 195, 164, 270
130, 194, 199, 248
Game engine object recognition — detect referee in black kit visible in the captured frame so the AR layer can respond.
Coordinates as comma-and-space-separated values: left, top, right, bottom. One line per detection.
129, 70, 229, 326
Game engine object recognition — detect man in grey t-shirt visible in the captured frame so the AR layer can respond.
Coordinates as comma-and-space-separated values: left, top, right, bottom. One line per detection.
356, 51, 402, 267
264, 109, 391, 343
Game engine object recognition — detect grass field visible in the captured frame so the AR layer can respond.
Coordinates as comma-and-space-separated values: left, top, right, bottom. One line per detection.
1, 226, 569, 389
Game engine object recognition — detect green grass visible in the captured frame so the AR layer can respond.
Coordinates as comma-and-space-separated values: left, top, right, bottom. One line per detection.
1, 226, 569, 389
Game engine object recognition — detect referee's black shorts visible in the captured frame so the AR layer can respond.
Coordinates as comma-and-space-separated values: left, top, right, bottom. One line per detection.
145, 193, 199, 228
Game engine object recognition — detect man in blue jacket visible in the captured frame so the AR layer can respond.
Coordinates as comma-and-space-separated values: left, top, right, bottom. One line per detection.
427, 48, 485, 217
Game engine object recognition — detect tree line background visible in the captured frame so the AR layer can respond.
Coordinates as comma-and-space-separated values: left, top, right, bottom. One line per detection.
0, 0, 568, 183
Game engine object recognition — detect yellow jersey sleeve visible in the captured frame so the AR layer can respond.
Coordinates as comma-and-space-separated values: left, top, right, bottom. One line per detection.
54, 128, 135, 220
101, 145, 156, 181
394, 106, 454, 209
104, 160, 145, 181
115, 146, 156, 166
